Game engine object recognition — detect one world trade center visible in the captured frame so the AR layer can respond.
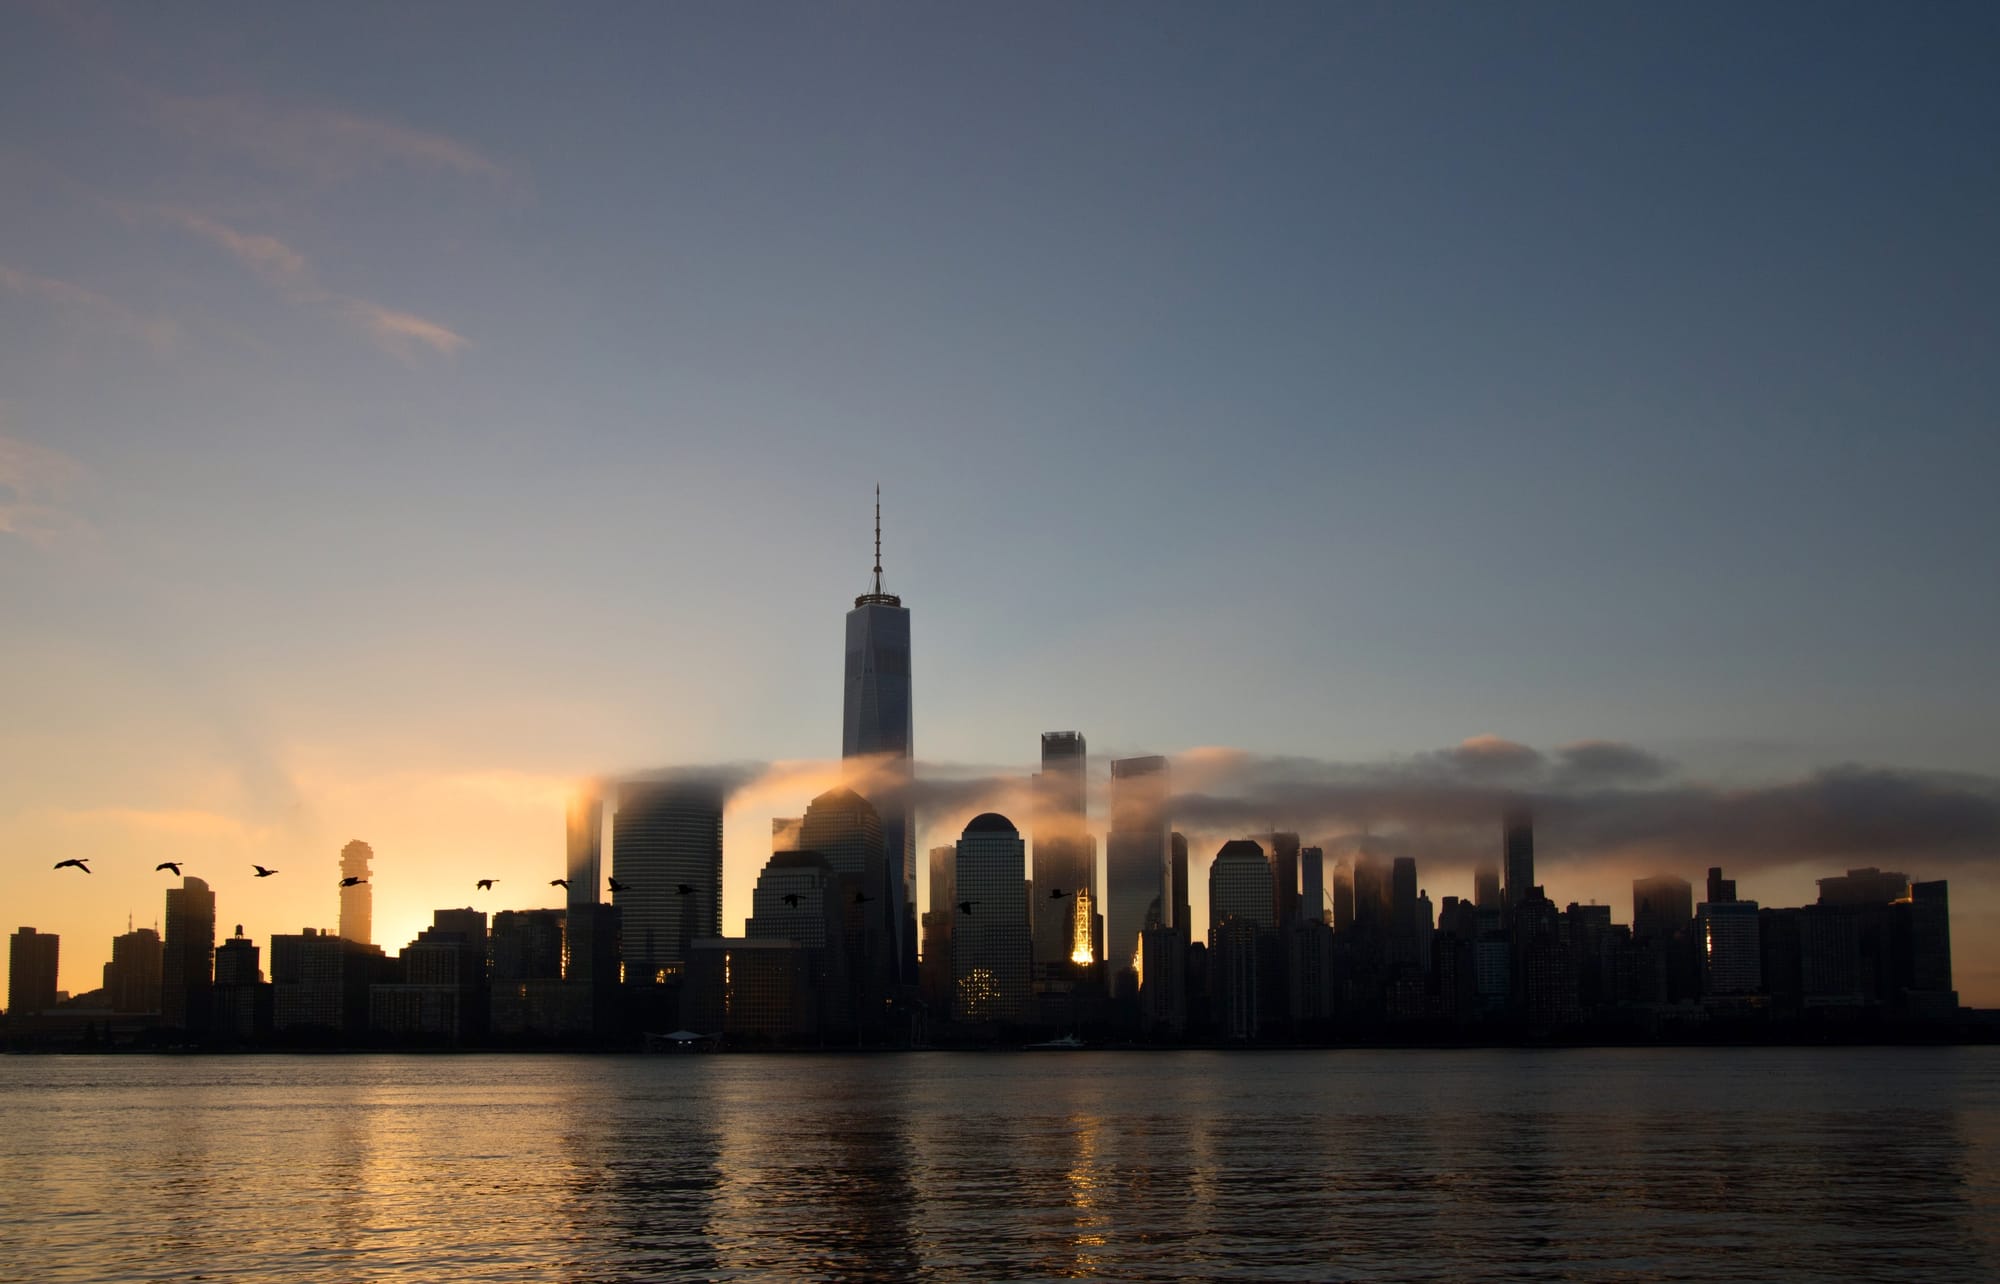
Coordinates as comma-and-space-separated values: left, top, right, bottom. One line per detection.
843, 487, 915, 983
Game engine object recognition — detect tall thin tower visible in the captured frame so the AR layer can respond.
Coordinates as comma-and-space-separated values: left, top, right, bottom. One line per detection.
842, 486, 915, 983
339, 840, 373, 945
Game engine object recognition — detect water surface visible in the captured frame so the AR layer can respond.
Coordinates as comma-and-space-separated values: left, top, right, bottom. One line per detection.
3, 1048, 1996, 1281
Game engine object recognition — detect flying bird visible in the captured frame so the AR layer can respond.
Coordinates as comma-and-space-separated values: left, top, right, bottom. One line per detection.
340, 876, 366, 887
53, 858, 90, 873
550, 878, 568, 888
958, 900, 976, 915
852, 890, 874, 905
782, 893, 801, 908
607, 878, 628, 893
1047, 887, 1069, 899
156, 862, 182, 875
476, 879, 497, 891
252, 865, 279, 878
674, 883, 697, 897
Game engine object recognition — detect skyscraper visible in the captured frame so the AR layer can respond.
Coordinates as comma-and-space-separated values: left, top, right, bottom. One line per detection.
1502, 810, 1534, 914
952, 813, 1030, 1023
105, 926, 162, 1013
612, 777, 723, 984
9, 927, 59, 1016
842, 488, 915, 983
161, 875, 216, 1033
339, 840, 373, 945
1170, 831, 1192, 937
566, 793, 603, 907
800, 786, 892, 1017
1105, 755, 1169, 990
1208, 840, 1275, 1041
1032, 731, 1093, 969
1300, 845, 1326, 926
748, 849, 850, 1034
1265, 832, 1301, 931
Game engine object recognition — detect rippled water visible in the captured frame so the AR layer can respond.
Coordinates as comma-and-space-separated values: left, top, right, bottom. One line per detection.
2, 1048, 1997, 1281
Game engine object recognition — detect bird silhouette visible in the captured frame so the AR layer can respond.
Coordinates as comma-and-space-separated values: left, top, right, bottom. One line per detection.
550, 878, 568, 888
782, 893, 801, 908
252, 865, 279, 878
156, 861, 182, 875
674, 883, 697, 896
607, 877, 628, 893
1047, 887, 1069, 899
53, 858, 90, 873
852, 890, 874, 905
339, 876, 366, 887
476, 878, 497, 891
958, 900, 976, 915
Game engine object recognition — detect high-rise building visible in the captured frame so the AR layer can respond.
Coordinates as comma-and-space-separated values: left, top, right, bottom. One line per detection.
566, 794, 603, 907
1170, 831, 1191, 936
1265, 832, 1301, 931
338, 840, 373, 945
9, 927, 59, 1016
1697, 900, 1762, 997
1472, 862, 1501, 911
1332, 859, 1355, 934
1139, 924, 1186, 1035
801, 786, 891, 1014
612, 777, 723, 984
161, 876, 216, 1033
841, 488, 915, 984
1105, 755, 1169, 989
1209, 840, 1276, 933
1816, 868, 1911, 907
1390, 855, 1420, 966
373, 912, 487, 1042
952, 813, 1030, 1023
1032, 731, 1093, 969
490, 908, 567, 1037
212, 925, 271, 1041
1907, 880, 1953, 998
1502, 810, 1534, 914
684, 937, 812, 1040
272, 927, 382, 1037
105, 926, 162, 1013
1632, 875, 1694, 942
1706, 867, 1737, 905
747, 848, 849, 1034
927, 844, 957, 918
1300, 846, 1326, 926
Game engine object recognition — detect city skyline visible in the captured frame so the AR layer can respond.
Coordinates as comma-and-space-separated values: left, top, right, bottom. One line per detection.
4, 5, 1998, 1007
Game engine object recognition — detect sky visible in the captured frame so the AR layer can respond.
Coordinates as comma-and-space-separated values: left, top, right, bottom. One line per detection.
4, 4, 1998, 1004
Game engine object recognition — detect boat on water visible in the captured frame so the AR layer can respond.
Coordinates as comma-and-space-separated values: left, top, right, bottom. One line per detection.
1024, 1034, 1087, 1050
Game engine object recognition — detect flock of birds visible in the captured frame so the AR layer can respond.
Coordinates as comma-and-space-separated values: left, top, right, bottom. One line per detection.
48, 867, 1094, 914
49, 859, 641, 897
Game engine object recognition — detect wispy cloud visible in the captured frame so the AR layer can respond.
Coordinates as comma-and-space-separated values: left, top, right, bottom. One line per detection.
141, 208, 467, 362
150, 93, 511, 188
0, 428, 90, 549
341, 299, 470, 361
0, 260, 178, 350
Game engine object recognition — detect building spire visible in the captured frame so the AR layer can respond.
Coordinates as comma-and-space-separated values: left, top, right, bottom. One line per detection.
872, 483, 883, 595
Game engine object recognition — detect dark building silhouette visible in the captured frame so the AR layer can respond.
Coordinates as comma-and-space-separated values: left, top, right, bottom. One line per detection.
490, 908, 565, 1037
1209, 839, 1274, 1040
1032, 731, 1095, 973
372, 910, 488, 1042
338, 840, 373, 945
613, 777, 723, 985
1472, 862, 1501, 912
1502, 811, 1534, 915
9, 927, 60, 1016
1106, 755, 1169, 994
1299, 845, 1325, 926
685, 937, 812, 1040
1707, 866, 1737, 905
842, 489, 915, 983
104, 926, 162, 1014
748, 849, 850, 1037
801, 785, 892, 1027
1265, 832, 1301, 931
952, 813, 1030, 1024
161, 876, 215, 1034
272, 927, 383, 1038
212, 925, 271, 1041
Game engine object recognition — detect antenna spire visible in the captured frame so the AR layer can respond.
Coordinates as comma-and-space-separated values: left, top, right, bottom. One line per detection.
872, 484, 883, 595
